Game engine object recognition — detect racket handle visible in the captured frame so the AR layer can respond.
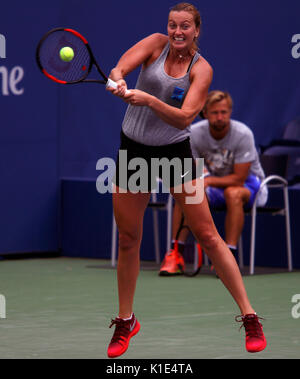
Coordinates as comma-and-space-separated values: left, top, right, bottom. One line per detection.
106, 78, 130, 94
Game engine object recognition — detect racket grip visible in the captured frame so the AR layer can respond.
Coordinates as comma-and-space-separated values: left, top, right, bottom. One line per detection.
106, 78, 130, 94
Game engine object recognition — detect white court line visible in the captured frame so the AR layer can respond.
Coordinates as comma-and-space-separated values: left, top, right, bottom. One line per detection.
159, 312, 233, 320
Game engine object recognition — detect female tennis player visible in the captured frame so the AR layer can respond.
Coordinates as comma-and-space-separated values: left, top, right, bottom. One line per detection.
106, 2, 267, 358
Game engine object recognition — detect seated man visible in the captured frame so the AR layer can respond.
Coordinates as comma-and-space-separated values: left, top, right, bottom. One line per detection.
159, 90, 268, 276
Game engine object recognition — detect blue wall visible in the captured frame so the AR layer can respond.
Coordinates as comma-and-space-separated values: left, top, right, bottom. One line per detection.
61, 180, 300, 269
0, 0, 299, 255
0, 3, 61, 253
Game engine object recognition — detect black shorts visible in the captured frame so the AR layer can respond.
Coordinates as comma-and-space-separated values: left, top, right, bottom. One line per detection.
113, 131, 200, 192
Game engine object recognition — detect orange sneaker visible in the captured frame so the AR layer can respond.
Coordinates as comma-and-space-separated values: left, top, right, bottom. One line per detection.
159, 248, 185, 276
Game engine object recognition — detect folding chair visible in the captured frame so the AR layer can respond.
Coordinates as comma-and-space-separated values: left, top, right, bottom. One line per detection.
210, 154, 292, 275
247, 154, 293, 275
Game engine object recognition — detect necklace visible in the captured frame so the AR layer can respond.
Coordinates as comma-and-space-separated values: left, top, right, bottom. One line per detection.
177, 49, 195, 60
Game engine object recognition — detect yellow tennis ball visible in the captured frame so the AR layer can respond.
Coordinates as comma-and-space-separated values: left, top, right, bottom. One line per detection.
59, 47, 74, 62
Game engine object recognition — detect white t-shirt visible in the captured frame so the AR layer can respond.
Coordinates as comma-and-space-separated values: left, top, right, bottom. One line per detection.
190, 119, 265, 180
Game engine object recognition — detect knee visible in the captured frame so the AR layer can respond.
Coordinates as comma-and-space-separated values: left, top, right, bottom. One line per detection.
197, 229, 220, 253
224, 186, 244, 206
118, 230, 141, 252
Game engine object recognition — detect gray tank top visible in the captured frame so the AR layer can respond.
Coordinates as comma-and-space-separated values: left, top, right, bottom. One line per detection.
122, 42, 200, 146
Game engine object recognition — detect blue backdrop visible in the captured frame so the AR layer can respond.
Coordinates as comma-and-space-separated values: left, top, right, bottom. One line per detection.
0, 0, 299, 258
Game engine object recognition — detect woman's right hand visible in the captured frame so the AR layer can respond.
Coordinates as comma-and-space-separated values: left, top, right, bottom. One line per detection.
106, 79, 128, 98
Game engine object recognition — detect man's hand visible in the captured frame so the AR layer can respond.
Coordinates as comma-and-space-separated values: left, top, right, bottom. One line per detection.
203, 162, 251, 189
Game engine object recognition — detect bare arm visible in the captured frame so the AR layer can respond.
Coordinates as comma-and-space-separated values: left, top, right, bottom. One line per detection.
108, 33, 168, 88
108, 33, 213, 129
205, 162, 251, 188
124, 58, 213, 129
148, 60, 213, 129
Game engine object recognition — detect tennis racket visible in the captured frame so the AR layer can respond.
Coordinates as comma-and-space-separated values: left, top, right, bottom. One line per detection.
36, 27, 127, 92
175, 215, 203, 277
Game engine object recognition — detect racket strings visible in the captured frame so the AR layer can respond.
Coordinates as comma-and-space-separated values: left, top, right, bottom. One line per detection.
38, 30, 91, 83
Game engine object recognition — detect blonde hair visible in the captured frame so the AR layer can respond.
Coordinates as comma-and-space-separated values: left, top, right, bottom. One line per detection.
203, 91, 233, 113
169, 3, 202, 51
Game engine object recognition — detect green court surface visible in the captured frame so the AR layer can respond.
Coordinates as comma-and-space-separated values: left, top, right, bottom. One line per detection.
0, 257, 299, 359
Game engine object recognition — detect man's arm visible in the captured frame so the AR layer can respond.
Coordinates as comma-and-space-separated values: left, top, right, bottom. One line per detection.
205, 162, 251, 188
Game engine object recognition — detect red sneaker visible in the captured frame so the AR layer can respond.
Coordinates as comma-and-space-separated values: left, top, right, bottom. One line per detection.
107, 314, 140, 358
236, 313, 267, 353
159, 249, 185, 276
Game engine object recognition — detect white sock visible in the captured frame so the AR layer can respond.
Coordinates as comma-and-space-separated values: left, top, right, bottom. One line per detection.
171, 239, 185, 245
120, 313, 133, 321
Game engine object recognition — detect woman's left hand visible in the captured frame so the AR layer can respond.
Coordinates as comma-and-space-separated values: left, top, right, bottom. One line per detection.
124, 89, 153, 106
